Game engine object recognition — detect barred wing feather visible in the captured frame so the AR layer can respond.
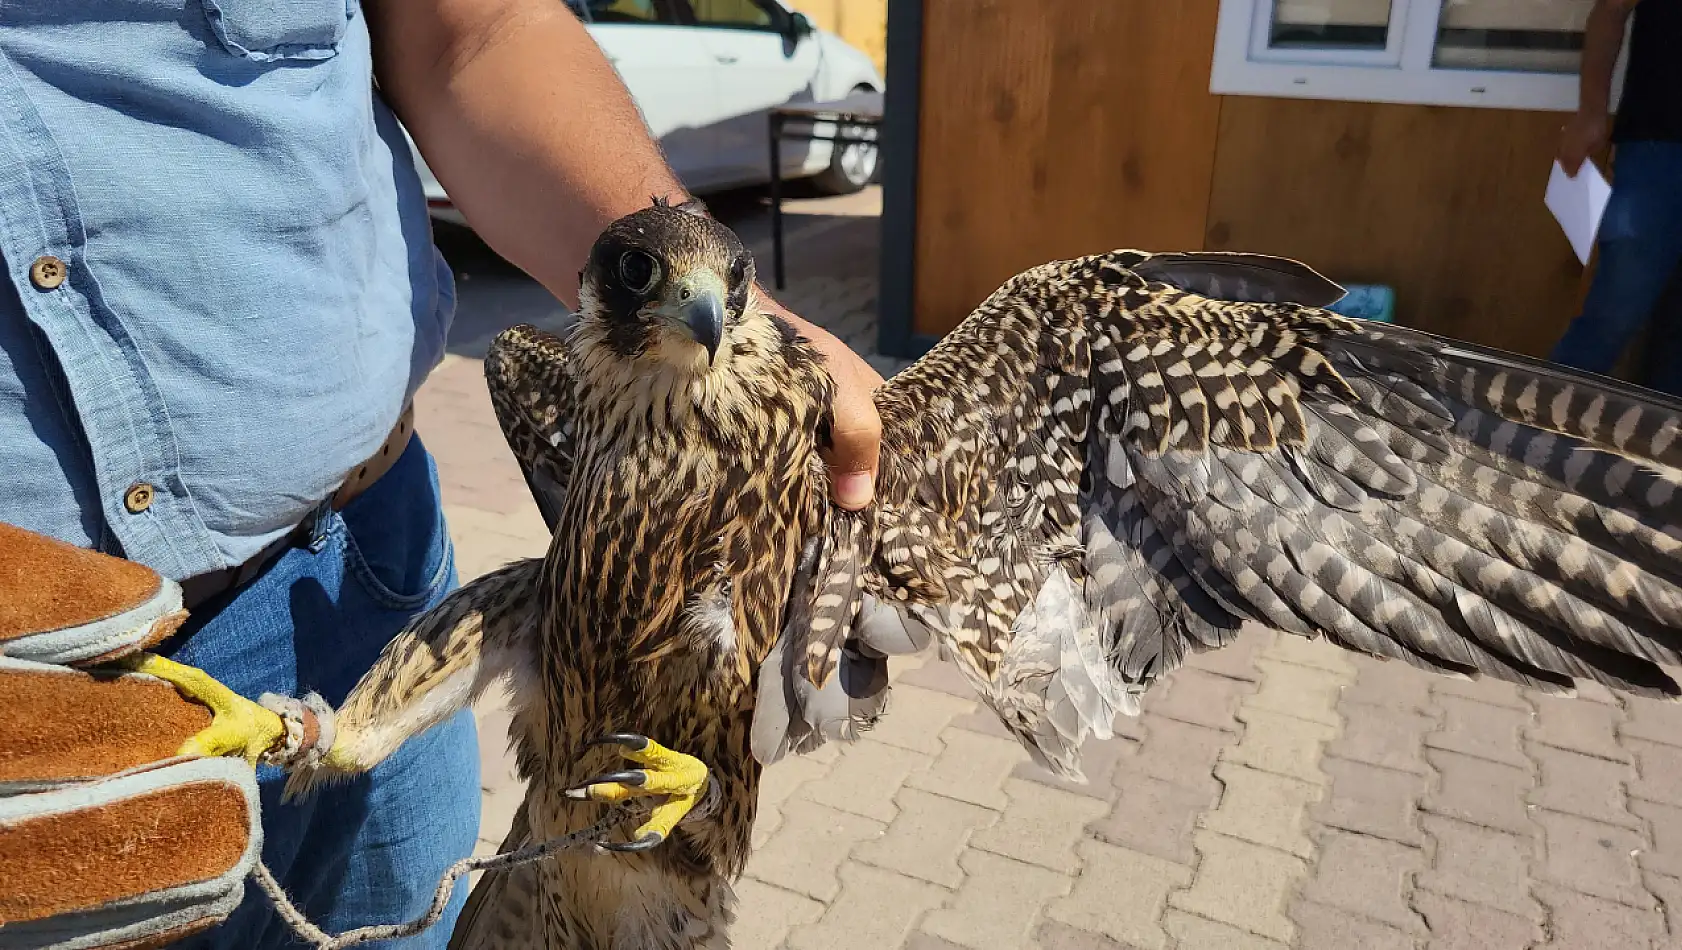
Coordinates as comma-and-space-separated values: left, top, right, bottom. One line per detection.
774, 249, 1682, 780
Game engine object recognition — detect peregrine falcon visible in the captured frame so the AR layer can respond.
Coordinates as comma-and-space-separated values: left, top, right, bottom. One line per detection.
136, 200, 1682, 949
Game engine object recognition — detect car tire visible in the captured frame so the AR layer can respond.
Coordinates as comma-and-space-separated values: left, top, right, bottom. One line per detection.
808, 86, 880, 196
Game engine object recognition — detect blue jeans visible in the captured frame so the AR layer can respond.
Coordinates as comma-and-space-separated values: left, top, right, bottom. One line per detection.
1549, 141, 1682, 395
160, 434, 481, 950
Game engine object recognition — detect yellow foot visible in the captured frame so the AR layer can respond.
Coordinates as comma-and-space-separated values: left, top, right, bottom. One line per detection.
565, 733, 711, 852
115, 653, 286, 767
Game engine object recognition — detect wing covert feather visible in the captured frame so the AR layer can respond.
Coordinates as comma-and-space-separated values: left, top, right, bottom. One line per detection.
485, 324, 576, 533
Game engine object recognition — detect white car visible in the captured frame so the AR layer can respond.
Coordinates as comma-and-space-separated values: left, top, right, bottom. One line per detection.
411, 0, 885, 226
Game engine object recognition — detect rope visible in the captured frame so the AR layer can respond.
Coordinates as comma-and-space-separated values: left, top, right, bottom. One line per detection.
251, 803, 647, 950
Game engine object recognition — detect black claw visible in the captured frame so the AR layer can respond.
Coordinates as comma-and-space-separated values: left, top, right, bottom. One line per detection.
591, 770, 648, 788
589, 732, 650, 751
563, 770, 648, 799
600, 831, 664, 853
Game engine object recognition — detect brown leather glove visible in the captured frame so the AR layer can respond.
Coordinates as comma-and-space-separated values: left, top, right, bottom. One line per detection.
0, 523, 264, 949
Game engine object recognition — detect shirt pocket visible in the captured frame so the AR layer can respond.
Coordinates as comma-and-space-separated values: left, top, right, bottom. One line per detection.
201, 0, 353, 62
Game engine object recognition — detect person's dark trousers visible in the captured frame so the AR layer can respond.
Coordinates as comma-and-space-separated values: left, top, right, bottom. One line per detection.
1549, 141, 1682, 396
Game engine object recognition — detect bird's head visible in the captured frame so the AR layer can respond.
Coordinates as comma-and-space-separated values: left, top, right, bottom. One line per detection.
576, 201, 755, 374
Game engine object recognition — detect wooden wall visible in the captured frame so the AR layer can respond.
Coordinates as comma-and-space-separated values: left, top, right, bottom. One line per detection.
911, 0, 1225, 335
908, 0, 1590, 357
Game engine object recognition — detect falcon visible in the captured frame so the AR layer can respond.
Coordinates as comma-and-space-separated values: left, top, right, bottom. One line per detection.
142, 199, 1682, 948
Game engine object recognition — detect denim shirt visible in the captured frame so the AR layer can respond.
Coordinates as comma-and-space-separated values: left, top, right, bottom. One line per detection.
0, 1, 455, 580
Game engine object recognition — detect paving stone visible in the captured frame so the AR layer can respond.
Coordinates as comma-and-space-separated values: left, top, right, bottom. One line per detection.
1528, 744, 1641, 829
731, 878, 827, 950
1169, 830, 1306, 943
1313, 755, 1428, 846
1126, 717, 1232, 795
744, 799, 886, 901
1089, 772, 1211, 866
1290, 900, 1418, 950
1264, 632, 1355, 674
1031, 922, 1147, 950
1342, 654, 1436, 715
1198, 762, 1322, 858
866, 685, 977, 757
1299, 828, 1426, 933
1046, 840, 1193, 950
1622, 697, 1682, 750
1416, 815, 1542, 919
1635, 798, 1682, 882
1425, 695, 1532, 769
1534, 809, 1655, 909
907, 727, 1027, 811
1409, 892, 1542, 950
971, 778, 1109, 873
1527, 693, 1631, 762
1246, 658, 1350, 727
1109, 709, 1148, 743
785, 863, 948, 950
1326, 702, 1435, 776
1628, 738, 1682, 808
759, 753, 834, 811
1010, 744, 1150, 803
899, 659, 980, 700
1534, 883, 1667, 949
1570, 681, 1622, 705
1014, 732, 1136, 798
1146, 667, 1253, 732
1421, 748, 1536, 836
1162, 910, 1292, 950
1432, 674, 1532, 710
949, 707, 1018, 740
921, 850, 1072, 950
902, 934, 971, 950
802, 738, 926, 823
1227, 707, 1337, 786
1643, 872, 1682, 942
854, 787, 996, 887
1182, 624, 1275, 683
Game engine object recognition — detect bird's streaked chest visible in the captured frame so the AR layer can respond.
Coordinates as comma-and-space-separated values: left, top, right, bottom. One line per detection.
544, 415, 819, 683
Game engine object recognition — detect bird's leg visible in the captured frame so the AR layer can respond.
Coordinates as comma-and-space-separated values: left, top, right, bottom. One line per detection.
565, 733, 712, 851
112, 653, 287, 767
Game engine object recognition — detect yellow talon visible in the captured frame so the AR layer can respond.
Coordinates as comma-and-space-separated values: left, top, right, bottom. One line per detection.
115, 652, 287, 767
565, 733, 710, 851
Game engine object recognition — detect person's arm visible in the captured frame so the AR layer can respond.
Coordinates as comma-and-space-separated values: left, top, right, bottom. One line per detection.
1559, 0, 1639, 175
365, 0, 881, 508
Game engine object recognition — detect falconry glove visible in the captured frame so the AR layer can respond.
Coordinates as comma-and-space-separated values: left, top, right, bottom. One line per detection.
0, 523, 269, 950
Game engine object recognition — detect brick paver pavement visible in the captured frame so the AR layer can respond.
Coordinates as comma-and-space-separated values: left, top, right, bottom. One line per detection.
416, 188, 1682, 948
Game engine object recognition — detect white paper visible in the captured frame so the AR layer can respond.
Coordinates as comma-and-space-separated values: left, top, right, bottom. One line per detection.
1545, 159, 1612, 266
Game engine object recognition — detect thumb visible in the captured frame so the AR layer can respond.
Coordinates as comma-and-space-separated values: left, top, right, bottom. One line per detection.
822, 379, 882, 510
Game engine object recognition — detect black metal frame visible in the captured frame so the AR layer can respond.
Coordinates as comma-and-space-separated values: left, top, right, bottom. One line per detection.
766, 108, 882, 291
876, 0, 936, 359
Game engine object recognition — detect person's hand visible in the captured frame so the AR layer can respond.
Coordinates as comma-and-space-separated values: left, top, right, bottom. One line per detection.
1559, 110, 1611, 176
762, 297, 884, 510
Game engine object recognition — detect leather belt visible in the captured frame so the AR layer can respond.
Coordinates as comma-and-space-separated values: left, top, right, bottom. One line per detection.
179, 404, 416, 611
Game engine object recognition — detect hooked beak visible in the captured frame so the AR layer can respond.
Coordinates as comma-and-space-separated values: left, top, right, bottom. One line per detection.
682, 289, 725, 363
655, 269, 729, 364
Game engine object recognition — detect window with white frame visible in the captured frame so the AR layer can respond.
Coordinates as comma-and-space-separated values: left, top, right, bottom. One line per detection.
1211, 0, 1628, 111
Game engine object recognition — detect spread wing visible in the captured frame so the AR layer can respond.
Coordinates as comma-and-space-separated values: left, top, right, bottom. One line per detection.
761, 249, 1682, 779
486, 324, 577, 534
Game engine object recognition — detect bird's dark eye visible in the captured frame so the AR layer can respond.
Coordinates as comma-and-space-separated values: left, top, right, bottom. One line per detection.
618, 250, 659, 293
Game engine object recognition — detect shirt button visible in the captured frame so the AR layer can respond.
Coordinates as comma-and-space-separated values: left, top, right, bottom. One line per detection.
29, 255, 67, 290
124, 483, 155, 514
